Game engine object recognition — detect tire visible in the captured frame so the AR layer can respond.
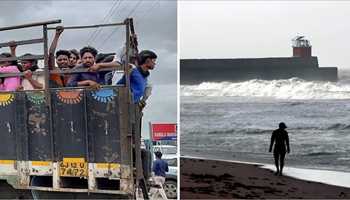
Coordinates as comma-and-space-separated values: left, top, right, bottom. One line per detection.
164, 179, 177, 199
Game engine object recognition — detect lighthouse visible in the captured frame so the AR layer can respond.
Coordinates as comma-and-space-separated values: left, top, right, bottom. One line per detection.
292, 36, 312, 57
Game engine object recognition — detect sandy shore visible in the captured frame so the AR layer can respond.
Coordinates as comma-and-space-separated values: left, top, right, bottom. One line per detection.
180, 157, 350, 199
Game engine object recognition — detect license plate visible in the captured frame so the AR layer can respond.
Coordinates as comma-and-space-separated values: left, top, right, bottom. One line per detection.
60, 158, 87, 177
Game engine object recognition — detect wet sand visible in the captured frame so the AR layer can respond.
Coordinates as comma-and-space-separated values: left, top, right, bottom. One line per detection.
180, 157, 350, 199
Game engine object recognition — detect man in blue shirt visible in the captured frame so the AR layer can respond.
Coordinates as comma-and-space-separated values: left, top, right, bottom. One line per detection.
152, 151, 169, 186
117, 50, 157, 104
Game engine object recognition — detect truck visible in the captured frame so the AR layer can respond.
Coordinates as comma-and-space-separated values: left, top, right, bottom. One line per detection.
0, 18, 152, 199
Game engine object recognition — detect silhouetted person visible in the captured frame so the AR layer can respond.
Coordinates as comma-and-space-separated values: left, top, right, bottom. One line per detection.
269, 122, 290, 176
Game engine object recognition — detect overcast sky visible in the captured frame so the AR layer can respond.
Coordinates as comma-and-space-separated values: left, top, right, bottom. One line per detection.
0, 0, 177, 137
180, 1, 350, 69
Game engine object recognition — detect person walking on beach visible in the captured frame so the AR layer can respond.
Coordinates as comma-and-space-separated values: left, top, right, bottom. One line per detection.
269, 122, 290, 176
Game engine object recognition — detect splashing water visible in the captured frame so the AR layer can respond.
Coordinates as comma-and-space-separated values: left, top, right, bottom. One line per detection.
181, 78, 350, 99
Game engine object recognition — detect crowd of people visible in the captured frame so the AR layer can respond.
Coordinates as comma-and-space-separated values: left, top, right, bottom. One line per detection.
0, 26, 157, 104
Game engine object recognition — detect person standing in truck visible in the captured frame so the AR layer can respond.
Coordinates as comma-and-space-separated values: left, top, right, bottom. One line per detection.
68, 49, 80, 69
66, 46, 101, 89
48, 26, 70, 87
19, 54, 44, 90
0, 53, 21, 91
269, 122, 290, 176
8, 41, 44, 90
90, 49, 157, 107
116, 50, 157, 107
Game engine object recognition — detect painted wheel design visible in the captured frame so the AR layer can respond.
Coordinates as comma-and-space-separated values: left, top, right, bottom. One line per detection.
56, 90, 83, 104
91, 88, 116, 103
27, 91, 45, 105
0, 93, 15, 106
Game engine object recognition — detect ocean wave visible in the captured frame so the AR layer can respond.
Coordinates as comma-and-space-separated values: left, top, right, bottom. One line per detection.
207, 129, 236, 135
306, 152, 337, 156
287, 102, 305, 106
207, 128, 272, 135
326, 123, 350, 130
337, 157, 350, 161
181, 78, 350, 99
186, 124, 350, 136
289, 124, 350, 131
187, 128, 273, 135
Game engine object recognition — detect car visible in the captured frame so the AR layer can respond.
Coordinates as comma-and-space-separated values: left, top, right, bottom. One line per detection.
162, 154, 177, 199
153, 144, 177, 155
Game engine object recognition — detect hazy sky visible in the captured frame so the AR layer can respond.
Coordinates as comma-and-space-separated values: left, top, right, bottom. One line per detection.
0, 0, 177, 137
180, 1, 350, 69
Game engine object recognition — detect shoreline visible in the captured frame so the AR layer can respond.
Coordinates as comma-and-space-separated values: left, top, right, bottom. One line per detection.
183, 155, 350, 188
180, 157, 350, 199
181, 148, 350, 172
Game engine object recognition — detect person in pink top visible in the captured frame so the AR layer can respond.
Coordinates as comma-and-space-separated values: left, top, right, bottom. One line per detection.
0, 53, 21, 91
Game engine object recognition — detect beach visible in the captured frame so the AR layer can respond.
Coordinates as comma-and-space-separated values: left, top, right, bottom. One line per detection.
180, 157, 350, 199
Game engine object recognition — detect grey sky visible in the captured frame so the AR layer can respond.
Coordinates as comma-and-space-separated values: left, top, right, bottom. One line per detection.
180, 1, 350, 69
0, 0, 177, 137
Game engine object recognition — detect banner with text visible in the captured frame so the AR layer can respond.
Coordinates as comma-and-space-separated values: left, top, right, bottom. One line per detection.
151, 123, 177, 141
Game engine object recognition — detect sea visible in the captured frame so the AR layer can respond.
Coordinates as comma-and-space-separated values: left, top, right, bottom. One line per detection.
180, 71, 350, 173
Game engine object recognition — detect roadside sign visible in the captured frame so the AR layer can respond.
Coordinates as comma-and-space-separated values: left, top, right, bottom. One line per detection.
150, 123, 177, 141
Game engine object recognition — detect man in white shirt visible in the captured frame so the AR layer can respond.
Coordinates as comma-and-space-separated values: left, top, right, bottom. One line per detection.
8, 39, 44, 90
9, 41, 45, 90
20, 55, 44, 90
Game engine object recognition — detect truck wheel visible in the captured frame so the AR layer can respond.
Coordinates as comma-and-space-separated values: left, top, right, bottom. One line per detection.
164, 180, 177, 199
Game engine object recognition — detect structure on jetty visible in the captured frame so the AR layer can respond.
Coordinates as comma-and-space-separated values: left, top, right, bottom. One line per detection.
181, 36, 338, 84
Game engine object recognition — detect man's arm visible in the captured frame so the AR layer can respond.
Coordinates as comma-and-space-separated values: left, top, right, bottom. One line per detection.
165, 162, 169, 172
269, 132, 275, 152
129, 71, 145, 103
286, 132, 290, 153
8, 41, 17, 57
89, 61, 122, 72
28, 79, 43, 89
24, 71, 43, 89
77, 80, 98, 87
116, 69, 145, 103
66, 73, 80, 87
48, 26, 64, 70
67, 75, 100, 89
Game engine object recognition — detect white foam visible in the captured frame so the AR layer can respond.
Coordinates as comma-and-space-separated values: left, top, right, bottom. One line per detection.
181, 78, 350, 99
262, 164, 350, 188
